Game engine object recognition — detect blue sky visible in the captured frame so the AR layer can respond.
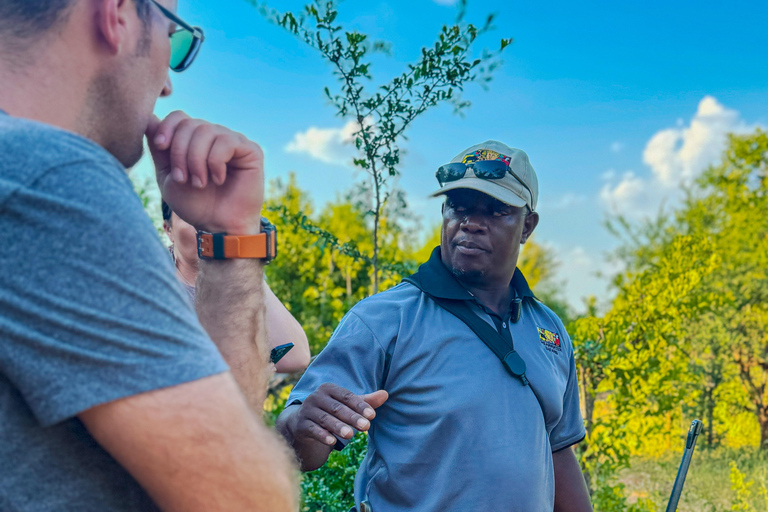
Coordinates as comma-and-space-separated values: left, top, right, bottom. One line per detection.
134, 0, 768, 310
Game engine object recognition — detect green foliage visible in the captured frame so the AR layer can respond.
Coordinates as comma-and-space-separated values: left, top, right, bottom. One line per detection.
264, 174, 417, 355
571, 129, 768, 507
301, 434, 368, 512
252, 0, 511, 292
729, 460, 768, 512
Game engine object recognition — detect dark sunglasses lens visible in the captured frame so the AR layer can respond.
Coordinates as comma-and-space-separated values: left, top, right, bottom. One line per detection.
169, 29, 201, 71
436, 163, 468, 185
472, 159, 508, 179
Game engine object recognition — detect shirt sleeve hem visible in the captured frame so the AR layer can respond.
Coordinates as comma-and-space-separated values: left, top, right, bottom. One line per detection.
551, 431, 586, 453
34, 359, 229, 427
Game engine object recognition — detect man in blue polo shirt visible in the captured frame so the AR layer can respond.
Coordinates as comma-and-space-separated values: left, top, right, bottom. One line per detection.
277, 141, 592, 511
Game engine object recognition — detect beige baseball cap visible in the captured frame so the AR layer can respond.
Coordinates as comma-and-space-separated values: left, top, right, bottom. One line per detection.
429, 140, 539, 211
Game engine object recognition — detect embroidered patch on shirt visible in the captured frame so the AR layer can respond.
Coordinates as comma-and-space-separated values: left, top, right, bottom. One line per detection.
538, 327, 562, 354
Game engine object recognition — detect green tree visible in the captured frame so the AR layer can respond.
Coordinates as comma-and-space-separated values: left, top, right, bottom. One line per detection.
254, 0, 511, 292
264, 174, 416, 356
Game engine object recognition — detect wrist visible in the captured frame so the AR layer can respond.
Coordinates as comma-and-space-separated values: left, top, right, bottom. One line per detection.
195, 221, 262, 236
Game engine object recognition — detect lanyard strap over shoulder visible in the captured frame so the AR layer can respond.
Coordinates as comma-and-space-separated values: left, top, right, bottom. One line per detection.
404, 277, 529, 386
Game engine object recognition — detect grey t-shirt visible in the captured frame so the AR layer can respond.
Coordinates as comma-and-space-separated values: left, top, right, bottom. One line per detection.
0, 113, 229, 511
289, 253, 584, 512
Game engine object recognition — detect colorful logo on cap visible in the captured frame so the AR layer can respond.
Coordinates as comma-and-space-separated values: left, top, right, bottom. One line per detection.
538, 327, 562, 354
462, 149, 512, 166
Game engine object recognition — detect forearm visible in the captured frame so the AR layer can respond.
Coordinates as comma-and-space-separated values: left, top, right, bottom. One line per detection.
197, 259, 268, 410
553, 447, 593, 512
276, 405, 334, 471
82, 373, 299, 512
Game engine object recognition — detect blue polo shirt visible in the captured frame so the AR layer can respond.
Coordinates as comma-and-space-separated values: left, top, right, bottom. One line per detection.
288, 247, 585, 512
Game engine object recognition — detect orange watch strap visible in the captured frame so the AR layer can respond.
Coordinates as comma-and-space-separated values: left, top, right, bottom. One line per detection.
198, 232, 276, 260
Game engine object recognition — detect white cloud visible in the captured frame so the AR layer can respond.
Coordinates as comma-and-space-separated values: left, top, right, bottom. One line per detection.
610, 141, 625, 153
285, 119, 369, 165
643, 96, 746, 187
600, 96, 757, 218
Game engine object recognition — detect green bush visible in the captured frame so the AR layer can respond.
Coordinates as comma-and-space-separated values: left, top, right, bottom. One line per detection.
301, 434, 368, 512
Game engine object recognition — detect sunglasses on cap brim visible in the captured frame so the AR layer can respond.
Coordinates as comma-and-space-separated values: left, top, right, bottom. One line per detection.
435, 160, 535, 210
149, 0, 205, 72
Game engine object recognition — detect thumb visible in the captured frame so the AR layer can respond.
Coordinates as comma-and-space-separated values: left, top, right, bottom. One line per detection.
144, 114, 170, 174
360, 390, 388, 410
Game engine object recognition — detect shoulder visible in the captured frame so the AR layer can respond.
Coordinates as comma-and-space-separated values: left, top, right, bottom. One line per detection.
0, 115, 125, 198
347, 282, 422, 319
331, 282, 422, 345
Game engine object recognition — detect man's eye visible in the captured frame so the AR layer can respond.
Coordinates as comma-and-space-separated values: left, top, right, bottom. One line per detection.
454, 206, 467, 212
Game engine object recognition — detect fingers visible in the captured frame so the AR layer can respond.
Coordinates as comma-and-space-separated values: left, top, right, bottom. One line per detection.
296, 384, 387, 447
360, 390, 389, 412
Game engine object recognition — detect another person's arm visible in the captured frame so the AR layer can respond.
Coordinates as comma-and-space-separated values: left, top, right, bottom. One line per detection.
265, 283, 311, 373
275, 310, 390, 470
276, 385, 387, 471
550, 322, 592, 511
553, 446, 592, 512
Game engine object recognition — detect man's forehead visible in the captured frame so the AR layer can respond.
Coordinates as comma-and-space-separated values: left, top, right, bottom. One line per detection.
445, 189, 510, 208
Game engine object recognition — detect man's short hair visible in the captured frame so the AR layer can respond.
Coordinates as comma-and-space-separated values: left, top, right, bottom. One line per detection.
0, 0, 151, 41
161, 201, 172, 222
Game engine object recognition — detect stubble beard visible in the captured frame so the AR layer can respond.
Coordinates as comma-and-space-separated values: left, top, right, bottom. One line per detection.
80, 22, 153, 169
450, 266, 486, 283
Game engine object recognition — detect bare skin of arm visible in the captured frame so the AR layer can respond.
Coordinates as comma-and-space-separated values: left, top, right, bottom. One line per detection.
553, 446, 593, 512
276, 383, 388, 471
264, 283, 310, 373
80, 373, 298, 512
165, 217, 309, 374
78, 111, 298, 510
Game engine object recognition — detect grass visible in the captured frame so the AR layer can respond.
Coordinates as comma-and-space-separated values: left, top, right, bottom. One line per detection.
618, 449, 768, 511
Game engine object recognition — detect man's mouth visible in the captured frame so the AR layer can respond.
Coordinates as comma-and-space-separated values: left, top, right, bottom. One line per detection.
455, 240, 489, 254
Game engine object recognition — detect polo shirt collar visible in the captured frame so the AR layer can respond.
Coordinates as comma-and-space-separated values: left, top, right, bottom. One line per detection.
411, 247, 535, 302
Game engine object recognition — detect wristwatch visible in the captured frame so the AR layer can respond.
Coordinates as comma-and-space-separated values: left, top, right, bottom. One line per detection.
197, 217, 277, 263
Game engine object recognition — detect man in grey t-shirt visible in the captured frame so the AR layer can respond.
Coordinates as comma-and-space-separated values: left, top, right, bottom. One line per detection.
0, 1, 295, 510
277, 141, 592, 511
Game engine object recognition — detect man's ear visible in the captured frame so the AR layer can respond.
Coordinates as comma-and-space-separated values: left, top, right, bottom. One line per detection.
95, 0, 131, 55
520, 211, 539, 244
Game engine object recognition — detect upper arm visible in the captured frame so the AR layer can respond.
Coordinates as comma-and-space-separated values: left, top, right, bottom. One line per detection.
264, 284, 310, 373
552, 447, 592, 512
287, 311, 388, 406
80, 372, 298, 512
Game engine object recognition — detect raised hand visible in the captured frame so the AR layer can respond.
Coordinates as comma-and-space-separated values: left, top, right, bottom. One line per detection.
146, 111, 264, 235
291, 383, 389, 447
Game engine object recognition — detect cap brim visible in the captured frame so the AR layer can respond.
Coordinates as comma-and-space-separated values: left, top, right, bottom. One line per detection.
429, 177, 528, 208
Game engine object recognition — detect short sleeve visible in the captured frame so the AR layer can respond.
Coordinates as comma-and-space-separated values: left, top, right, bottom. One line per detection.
0, 161, 228, 427
549, 345, 586, 452
288, 310, 387, 407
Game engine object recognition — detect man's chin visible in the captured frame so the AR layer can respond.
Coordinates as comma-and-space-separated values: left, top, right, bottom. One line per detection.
113, 139, 145, 170
450, 266, 486, 282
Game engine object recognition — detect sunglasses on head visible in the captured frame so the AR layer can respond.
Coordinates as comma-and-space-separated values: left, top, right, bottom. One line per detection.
436, 160, 535, 209
149, 0, 205, 72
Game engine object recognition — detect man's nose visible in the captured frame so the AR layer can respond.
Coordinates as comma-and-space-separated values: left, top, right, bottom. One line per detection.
160, 75, 173, 97
460, 212, 487, 232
